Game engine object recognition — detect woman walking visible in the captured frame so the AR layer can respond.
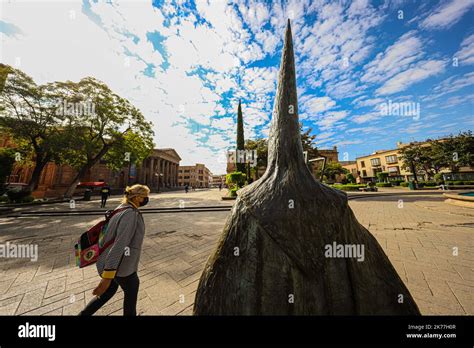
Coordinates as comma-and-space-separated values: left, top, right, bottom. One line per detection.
80, 184, 149, 316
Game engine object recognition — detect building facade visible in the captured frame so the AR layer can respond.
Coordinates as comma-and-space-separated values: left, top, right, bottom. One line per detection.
211, 174, 226, 187
355, 141, 474, 183
178, 163, 212, 188
1, 133, 181, 197
137, 148, 181, 191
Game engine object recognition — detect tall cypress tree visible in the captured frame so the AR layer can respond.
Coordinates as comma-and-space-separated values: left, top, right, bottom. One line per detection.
236, 100, 246, 172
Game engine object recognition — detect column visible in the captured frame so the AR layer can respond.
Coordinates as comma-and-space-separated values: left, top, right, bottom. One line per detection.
156, 158, 161, 190
149, 158, 155, 187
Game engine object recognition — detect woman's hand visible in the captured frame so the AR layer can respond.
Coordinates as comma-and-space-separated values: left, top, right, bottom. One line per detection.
92, 278, 112, 297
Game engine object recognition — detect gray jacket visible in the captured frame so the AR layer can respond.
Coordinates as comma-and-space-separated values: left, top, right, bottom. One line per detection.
96, 203, 145, 278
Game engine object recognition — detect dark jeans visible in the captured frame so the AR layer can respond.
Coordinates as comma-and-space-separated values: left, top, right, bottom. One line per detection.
80, 272, 139, 316
100, 195, 108, 208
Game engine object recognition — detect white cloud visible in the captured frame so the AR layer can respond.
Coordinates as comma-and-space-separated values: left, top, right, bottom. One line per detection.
303, 96, 336, 115
376, 59, 446, 95
455, 33, 474, 65
421, 0, 474, 30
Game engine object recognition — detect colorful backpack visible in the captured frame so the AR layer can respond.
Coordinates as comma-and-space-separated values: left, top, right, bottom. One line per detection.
74, 207, 130, 268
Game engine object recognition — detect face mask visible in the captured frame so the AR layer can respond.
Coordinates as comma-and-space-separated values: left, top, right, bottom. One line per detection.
139, 196, 149, 207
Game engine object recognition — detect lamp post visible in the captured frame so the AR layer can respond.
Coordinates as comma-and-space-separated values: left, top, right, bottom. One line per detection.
308, 156, 327, 182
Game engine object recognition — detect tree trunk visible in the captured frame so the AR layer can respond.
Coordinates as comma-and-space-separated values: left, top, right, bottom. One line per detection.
64, 145, 109, 198
193, 21, 420, 315
27, 159, 48, 192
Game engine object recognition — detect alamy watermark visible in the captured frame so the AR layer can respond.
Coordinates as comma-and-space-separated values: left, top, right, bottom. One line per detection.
379, 100, 420, 121
227, 149, 258, 167
0, 242, 38, 262
55, 99, 96, 117
324, 242, 365, 262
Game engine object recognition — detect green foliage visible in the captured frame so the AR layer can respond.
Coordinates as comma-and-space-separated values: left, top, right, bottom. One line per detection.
389, 179, 404, 186
320, 162, 349, 181
433, 173, 444, 184
236, 101, 245, 172
376, 172, 389, 182
400, 182, 409, 187
420, 181, 437, 187
453, 181, 464, 185
226, 171, 246, 189
6, 188, 32, 203
0, 148, 15, 184
332, 184, 366, 191
346, 173, 356, 183
229, 188, 238, 197
376, 182, 392, 187
399, 132, 474, 178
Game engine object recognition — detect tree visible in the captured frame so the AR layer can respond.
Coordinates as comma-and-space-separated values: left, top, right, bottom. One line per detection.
398, 143, 423, 182
320, 162, 348, 182
194, 21, 419, 315
236, 100, 246, 173
0, 148, 15, 192
300, 124, 319, 160
376, 172, 389, 183
431, 131, 474, 173
60, 77, 154, 197
244, 138, 268, 179
346, 172, 356, 184
0, 64, 72, 191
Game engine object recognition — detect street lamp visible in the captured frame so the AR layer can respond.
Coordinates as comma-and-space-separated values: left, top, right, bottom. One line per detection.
308, 156, 327, 182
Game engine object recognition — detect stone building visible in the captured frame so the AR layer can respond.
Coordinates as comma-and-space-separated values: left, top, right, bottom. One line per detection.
137, 148, 181, 191
178, 163, 212, 188
1, 133, 181, 197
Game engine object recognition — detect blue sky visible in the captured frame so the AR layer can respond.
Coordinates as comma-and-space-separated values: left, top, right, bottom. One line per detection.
1, 0, 473, 173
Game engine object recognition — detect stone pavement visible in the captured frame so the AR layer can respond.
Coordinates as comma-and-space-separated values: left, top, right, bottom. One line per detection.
0, 189, 472, 315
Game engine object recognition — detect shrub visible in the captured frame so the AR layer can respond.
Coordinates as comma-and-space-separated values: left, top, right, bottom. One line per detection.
464, 181, 474, 185
400, 182, 409, 187
333, 184, 366, 191
433, 173, 444, 184
453, 181, 464, 185
6, 188, 32, 203
376, 182, 392, 187
228, 188, 238, 197
20, 195, 35, 203
0, 195, 9, 203
422, 181, 437, 187
390, 180, 403, 186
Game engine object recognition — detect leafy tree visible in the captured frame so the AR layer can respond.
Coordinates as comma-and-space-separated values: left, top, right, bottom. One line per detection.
376, 172, 389, 183
60, 77, 154, 197
0, 148, 15, 192
300, 124, 319, 160
346, 172, 356, 184
245, 138, 268, 179
431, 131, 474, 173
0, 64, 72, 191
320, 162, 348, 181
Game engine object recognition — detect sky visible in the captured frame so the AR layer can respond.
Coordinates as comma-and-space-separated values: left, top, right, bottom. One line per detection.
1, 0, 473, 174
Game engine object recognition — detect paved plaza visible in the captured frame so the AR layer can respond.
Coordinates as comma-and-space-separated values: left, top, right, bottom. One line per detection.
0, 188, 472, 315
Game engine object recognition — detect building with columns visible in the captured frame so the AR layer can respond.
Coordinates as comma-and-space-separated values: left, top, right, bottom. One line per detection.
138, 148, 181, 191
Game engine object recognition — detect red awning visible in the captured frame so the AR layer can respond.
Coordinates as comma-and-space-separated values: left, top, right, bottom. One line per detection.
77, 182, 107, 188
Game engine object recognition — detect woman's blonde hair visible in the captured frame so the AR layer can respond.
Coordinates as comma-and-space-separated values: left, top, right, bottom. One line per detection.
122, 184, 150, 204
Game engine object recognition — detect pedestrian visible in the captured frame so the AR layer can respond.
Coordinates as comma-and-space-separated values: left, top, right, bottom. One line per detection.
79, 184, 150, 316
100, 185, 110, 208
219, 183, 222, 191
185, 184, 189, 193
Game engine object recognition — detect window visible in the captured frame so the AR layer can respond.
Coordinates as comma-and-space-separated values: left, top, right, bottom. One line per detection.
388, 166, 400, 174
370, 158, 381, 166
362, 170, 367, 177
360, 161, 365, 168
199, 176, 203, 180
385, 155, 398, 164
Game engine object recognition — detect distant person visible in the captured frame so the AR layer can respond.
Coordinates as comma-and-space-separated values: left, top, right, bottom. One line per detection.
80, 184, 150, 316
219, 183, 222, 191
100, 185, 111, 208
185, 184, 189, 193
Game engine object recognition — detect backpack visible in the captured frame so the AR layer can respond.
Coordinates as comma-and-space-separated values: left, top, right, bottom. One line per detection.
74, 207, 130, 268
